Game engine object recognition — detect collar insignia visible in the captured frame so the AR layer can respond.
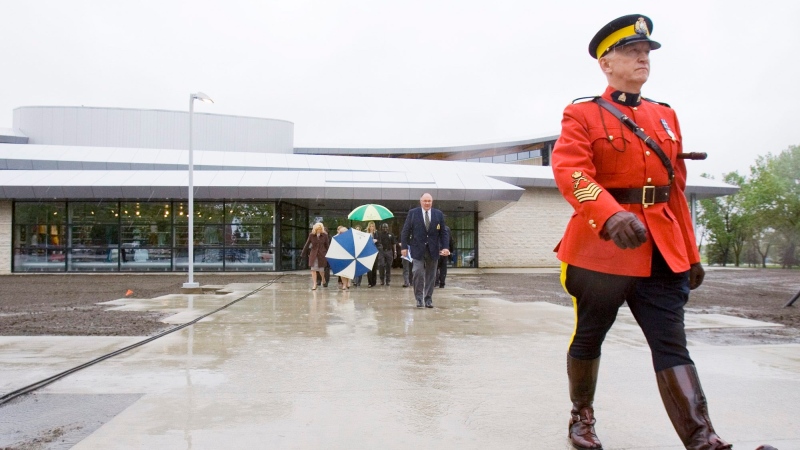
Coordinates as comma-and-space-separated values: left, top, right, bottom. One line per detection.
611, 91, 642, 107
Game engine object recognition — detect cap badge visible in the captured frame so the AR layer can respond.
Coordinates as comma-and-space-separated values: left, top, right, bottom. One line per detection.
634, 17, 649, 36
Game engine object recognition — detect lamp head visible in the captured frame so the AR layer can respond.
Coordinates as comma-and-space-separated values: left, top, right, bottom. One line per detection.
192, 92, 214, 103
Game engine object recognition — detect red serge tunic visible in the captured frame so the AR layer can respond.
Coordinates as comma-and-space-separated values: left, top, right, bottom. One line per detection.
551, 86, 700, 277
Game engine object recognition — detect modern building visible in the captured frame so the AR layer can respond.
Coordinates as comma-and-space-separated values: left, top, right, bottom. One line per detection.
0, 106, 736, 274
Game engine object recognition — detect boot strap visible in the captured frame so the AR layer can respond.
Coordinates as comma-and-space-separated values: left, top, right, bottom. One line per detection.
571, 412, 596, 425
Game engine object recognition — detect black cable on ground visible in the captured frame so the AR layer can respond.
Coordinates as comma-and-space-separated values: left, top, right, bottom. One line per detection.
0, 276, 283, 407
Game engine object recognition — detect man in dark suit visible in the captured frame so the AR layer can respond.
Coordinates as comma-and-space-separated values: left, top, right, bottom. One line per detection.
400, 193, 450, 308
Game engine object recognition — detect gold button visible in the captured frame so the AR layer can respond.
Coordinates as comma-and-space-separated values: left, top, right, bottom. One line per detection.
644, 204, 649, 209
608, 135, 614, 141
591, 223, 597, 228
646, 151, 651, 156
647, 177, 652, 183
633, 107, 638, 111
589, 219, 595, 224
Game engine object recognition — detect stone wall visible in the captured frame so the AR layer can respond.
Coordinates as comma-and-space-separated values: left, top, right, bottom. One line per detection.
478, 188, 572, 268
0, 201, 11, 274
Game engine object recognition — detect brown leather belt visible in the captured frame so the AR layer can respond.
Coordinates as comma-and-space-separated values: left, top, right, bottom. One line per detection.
607, 185, 670, 206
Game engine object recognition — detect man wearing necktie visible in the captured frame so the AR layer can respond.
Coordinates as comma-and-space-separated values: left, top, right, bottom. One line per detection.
400, 193, 450, 308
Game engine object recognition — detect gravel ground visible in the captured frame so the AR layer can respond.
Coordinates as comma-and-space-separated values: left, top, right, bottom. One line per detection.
0, 269, 798, 344
453, 267, 800, 345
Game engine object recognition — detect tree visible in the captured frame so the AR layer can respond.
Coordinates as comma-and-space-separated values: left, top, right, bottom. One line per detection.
697, 172, 749, 266
747, 227, 775, 268
743, 145, 800, 268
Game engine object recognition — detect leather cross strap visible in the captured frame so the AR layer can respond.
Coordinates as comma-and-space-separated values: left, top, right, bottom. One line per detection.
594, 97, 675, 184
607, 185, 670, 206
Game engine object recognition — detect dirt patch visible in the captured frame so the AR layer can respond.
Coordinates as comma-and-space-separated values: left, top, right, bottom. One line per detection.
0, 274, 275, 336
449, 268, 800, 345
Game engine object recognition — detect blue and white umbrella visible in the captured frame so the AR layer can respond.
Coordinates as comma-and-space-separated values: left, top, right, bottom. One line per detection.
327, 229, 378, 279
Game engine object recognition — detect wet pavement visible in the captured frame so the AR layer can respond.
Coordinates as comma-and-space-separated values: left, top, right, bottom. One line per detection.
1, 274, 798, 449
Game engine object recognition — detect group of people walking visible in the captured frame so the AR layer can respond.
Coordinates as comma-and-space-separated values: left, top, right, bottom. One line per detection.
301, 220, 408, 291
300, 192, 454, 311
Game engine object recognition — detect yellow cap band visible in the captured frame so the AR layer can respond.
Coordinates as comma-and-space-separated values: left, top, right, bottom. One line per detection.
596, 24, 642, 59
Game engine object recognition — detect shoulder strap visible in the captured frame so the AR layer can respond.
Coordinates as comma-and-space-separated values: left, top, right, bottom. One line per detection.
593, 97, 675, 184
643, 97, 671, 108
572, 96, 597, 104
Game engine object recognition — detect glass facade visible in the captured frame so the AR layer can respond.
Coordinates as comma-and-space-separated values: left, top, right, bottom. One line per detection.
447, 211, 477, 268
12, 201, 477, 272
13, 201, 283, 273
279, 202, 309, 271
12, 203, 66, 272
466, 148, 542, 164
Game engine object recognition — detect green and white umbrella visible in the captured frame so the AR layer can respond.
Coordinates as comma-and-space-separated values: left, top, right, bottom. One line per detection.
347, 204, 394, 221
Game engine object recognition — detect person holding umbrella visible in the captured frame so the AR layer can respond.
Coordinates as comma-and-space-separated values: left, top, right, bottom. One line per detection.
335, 225, 352, 290
325, 225, 379, 290
300, 222, 329, 290
352, 225, 364, 287
365, 221, 379, 287
346, 204, 395, 288
400, 193, 450, 308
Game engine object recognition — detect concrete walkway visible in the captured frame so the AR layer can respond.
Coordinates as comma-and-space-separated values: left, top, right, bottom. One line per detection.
1, 274, 797, 449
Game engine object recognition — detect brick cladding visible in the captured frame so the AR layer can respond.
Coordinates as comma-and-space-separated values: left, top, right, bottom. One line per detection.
478, 188, 572, 268
0, 201, 10, 274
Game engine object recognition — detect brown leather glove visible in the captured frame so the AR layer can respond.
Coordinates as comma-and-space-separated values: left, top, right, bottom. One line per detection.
600, 211, 647, 249
689, 263, 705, 290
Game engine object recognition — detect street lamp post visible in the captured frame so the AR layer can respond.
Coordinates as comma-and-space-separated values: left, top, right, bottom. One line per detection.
183, 92, 213, 289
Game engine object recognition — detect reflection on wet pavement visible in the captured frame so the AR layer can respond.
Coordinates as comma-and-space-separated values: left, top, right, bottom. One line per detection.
1, 275, 798, 449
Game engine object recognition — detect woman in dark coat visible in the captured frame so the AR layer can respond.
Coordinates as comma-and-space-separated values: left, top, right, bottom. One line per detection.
365, 221, 379, 287
301, 222, 329, 290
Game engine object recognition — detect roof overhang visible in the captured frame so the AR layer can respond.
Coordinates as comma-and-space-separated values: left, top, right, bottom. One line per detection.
0, 143, 739, 217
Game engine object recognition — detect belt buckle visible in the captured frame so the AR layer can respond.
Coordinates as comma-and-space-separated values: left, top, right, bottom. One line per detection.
642, 185, 656, 206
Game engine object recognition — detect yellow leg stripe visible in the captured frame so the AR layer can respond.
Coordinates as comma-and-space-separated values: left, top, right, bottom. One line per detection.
560, 262, 579, 348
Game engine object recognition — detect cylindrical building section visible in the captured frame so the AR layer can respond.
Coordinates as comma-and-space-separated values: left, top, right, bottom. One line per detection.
12, 106, 294, 154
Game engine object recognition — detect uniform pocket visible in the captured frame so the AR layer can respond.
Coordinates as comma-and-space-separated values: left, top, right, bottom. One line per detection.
654, 129, 680, 160
588, 126, 633, 174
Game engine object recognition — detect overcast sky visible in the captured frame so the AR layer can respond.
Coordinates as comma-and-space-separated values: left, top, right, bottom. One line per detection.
3, 1, 799, 177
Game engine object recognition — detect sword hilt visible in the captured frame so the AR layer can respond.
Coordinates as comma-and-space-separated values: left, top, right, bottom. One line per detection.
677, 152, 707, 160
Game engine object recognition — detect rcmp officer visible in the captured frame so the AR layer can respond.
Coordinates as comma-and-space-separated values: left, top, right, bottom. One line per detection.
551, 14, 777, 450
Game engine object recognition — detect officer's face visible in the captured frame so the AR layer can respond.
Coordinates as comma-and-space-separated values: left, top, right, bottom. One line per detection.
601, 41, 651, 90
